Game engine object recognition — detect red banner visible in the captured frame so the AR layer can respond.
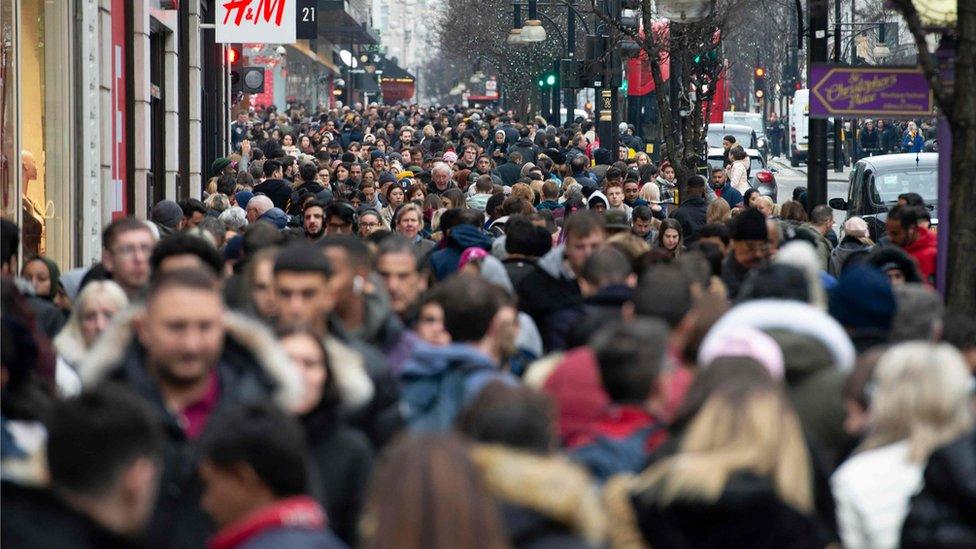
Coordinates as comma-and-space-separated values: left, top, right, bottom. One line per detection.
111, 0, 128, 217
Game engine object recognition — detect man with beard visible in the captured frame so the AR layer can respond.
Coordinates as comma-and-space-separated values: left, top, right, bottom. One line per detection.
78, 268, 302, 549
302, 200, 326, 242
399, 274, 519, 432
722, 207, 771, 299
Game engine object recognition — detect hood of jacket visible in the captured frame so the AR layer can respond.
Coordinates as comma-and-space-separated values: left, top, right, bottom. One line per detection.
588, 191, 609, 210
536, 244, 574, 281
707, 299, 855, 372
78, 307, 303, 412
470, 444, 606, 545
447, 224, 493, 251
400, 341, 496, 379
259, 207, 289, 229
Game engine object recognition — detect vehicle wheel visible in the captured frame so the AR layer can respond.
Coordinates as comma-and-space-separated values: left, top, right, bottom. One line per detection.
790, 154, 799, 167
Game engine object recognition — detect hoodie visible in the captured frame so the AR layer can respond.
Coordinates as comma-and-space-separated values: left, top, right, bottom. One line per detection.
258, 207, 289, 229
399, 342, 514, 432
428, 224, 494, 281
587, 191, 609, 211
903, 226, 937, 284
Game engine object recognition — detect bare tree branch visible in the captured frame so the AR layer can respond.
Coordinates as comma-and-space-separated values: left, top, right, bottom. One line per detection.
886, 0, 953, 115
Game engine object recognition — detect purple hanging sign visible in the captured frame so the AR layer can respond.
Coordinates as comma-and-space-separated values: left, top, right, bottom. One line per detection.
809, 64, 934, 118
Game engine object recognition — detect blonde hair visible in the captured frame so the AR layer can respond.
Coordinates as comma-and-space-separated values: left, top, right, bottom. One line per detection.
706, 198, 731, 224
54, 280, 130, 365
860, 342, 974, 463
636, 378, 814, 514
639, 182, 661, 203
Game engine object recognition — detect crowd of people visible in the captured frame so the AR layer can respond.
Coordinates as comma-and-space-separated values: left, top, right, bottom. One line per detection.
1, 101, 972, 549
764, 115, 937, 163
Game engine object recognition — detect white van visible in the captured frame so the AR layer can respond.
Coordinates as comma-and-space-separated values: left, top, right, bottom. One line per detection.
789, 89, 809, 167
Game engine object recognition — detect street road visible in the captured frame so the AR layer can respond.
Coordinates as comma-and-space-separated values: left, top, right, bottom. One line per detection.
770, 157, 851, 227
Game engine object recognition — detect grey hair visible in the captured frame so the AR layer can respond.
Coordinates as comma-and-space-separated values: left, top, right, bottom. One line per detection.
219, 206, 249, 230
431, 161, 453, 177
890, 284, 944, 343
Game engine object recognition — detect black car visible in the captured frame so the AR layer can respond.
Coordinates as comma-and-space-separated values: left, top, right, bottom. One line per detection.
828, 153, 938, 241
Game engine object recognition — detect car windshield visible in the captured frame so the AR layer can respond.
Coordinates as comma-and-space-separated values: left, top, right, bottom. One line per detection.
706, 127, 754, 148
724, 115, 764, 135
871, 169, 938, 204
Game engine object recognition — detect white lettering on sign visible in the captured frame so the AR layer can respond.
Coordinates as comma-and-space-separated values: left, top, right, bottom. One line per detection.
216, 0, 296, 44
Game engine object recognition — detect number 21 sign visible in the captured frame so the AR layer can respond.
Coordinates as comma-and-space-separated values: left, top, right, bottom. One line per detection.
216, 0, 297, 44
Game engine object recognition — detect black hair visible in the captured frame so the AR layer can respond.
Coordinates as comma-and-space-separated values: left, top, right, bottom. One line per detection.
455, 381, 555, 455
809, 204, 833, 225
440, 208, 483, 234
737, 263, 810, 304
274, 242, 333, 276
262, 159, 283, 178
632, 264, 693, 328
505, 216, 552, 257
46, 384, 163, 497
325, 201, 357, 226
590, 319, 668, 403
887, 204, 920, 228
1, 218, 19, 267
299, 161, 318, 182
217, 174, 238, 196
178, 198, 207, 218
149, 232, 224, 276
688, 240, 724, 277
433, 274, 509, 343
198, 402, 309, 498
698, 222, 731, 246
722, 134, 736, 143
632, 205, 654, 223
898, 192, 925, 207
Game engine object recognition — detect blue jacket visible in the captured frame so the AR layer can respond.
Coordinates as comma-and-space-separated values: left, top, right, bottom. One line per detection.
902, 132, 925, 153
400, 342, 514, 432
428, 224, 493, 281
714, 182, 744, 208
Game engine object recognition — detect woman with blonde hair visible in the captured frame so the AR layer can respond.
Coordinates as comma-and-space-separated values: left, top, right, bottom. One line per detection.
54, 280, 129, 375
607, 369, 826, 547
706, 197, 731, 224
831, 342, 973, 549
638, 181, 666, 220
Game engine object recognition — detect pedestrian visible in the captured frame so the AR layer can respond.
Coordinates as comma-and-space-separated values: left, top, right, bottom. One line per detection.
829, 217, 874, 277
832, 342, 973, 549
670, 175, 708, 245
198, 403, 346, 549
722, 207, 770, 299
886, 204, 936, 284
2, 385, 164, 549
727, 145, 751, 194
53, 280, 128, 374
79, 267, 302, 548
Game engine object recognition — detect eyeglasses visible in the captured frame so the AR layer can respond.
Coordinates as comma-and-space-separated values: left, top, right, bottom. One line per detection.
360, 221, 380, 229
111, 243, 153, 259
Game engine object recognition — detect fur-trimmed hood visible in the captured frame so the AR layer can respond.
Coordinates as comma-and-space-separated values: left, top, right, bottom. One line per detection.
469, 444, 607, 546
79, 306, 304, 411
77, 307, 374, 415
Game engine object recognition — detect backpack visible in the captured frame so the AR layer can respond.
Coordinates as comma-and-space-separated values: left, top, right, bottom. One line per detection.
400, 360, 496, 432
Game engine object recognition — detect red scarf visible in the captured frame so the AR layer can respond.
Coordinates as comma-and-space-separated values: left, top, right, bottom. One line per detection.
208, 496, 327, 549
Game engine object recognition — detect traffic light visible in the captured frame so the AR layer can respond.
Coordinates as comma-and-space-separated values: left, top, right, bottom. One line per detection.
614, 0, 641, 58
227, 43, 265, 95
581, 34, 608, 87
226, 44, 242, 65
539, 72, 557, 88
753, 66, 766, 99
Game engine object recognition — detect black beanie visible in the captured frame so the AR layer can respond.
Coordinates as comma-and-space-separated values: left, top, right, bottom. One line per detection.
732, 207, 769, 241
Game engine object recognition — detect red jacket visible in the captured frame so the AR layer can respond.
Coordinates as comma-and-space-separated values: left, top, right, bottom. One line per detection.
904, 226, 937, 284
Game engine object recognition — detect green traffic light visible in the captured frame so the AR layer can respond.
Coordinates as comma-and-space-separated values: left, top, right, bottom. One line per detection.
538, 79, 544, 87
546, 74, 556, 86
693, 54, 702, 64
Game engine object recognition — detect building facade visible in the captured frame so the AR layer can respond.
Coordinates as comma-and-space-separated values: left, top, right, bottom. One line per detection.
1, 0, 380, 270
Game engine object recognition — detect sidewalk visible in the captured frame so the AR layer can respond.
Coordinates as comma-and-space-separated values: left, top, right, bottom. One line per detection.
769, 157, 851, 182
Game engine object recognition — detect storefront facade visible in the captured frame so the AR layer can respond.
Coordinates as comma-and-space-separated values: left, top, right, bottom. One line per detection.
2, 0, 77, 268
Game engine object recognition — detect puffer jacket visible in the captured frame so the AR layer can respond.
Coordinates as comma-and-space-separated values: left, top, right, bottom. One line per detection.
900, 429, 976, 548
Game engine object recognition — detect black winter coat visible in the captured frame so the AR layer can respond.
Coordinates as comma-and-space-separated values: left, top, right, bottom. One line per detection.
253, 178, 294, 210
1, 482, 140, 549
78, 311, 301, 549
632, 473, 831, 549
669, 197, 708, 245
901, 429, 976, 548
302, 404, 374, 546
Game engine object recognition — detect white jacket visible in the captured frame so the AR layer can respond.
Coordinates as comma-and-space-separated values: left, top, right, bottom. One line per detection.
831, 441, 923, 549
